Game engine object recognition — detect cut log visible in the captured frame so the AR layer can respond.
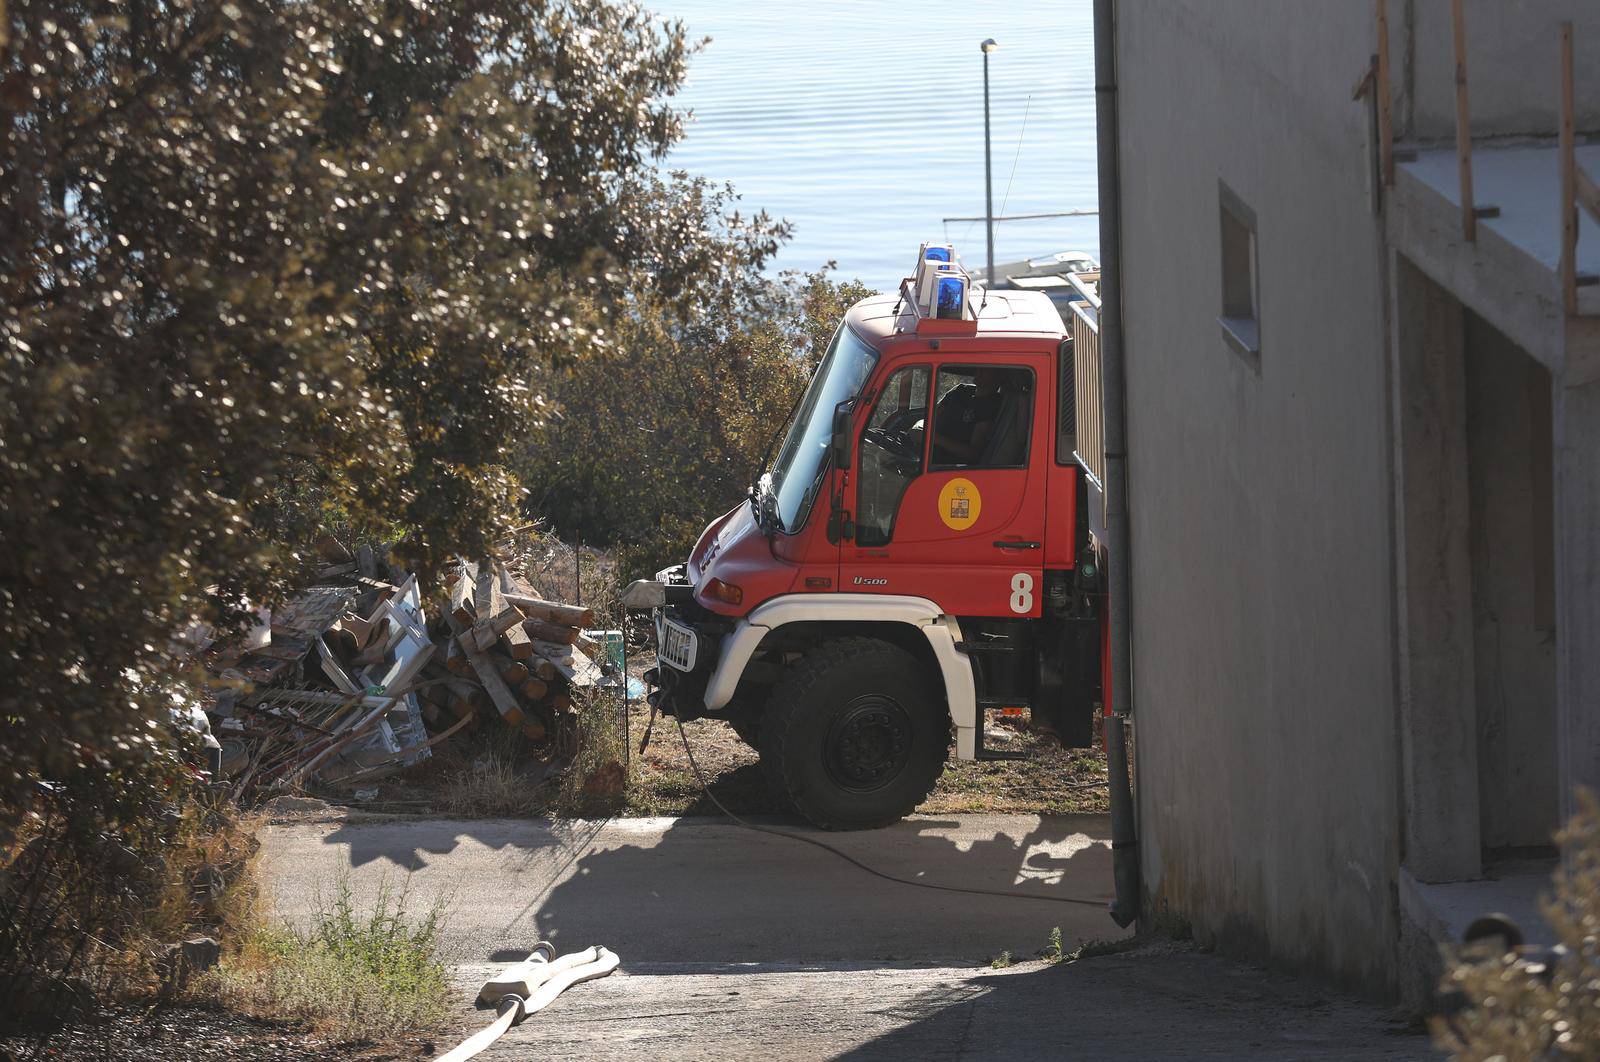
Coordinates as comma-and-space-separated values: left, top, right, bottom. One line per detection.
532, 639, 605, 688
547, 689, 573, 714
499, 659, 529, 686
521, 718, 547, 741
527, 655, 558, 681
505, 592, 594, 629
522, 617, 579, 646
573, 630, 607, 660
501, 621, 535, 660
519, 676, 549, 701
449, 691, 486, 720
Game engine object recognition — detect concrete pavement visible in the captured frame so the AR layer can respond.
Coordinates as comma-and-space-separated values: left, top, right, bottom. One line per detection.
259, 813, 1117, 965
258, 813, 1435, 1060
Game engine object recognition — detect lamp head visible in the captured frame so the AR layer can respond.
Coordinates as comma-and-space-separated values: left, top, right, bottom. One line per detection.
981, 38, 999, 54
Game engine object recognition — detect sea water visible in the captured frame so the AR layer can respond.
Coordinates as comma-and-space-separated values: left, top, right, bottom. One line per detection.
659, 0, 1099, 291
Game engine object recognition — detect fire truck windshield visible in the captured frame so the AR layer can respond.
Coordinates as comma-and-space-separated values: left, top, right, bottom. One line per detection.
761, 322, 878, 534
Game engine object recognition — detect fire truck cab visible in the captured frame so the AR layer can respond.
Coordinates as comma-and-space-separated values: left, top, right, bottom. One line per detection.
626, 245, 1105, 829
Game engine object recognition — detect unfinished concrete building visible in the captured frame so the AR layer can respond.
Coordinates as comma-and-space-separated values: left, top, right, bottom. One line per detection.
1098, 0, 1600, 1001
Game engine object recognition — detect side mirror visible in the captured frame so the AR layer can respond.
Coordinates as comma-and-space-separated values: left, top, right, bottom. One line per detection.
830, 399, 855, 471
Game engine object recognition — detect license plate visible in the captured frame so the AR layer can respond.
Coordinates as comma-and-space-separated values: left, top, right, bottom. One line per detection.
658, 617, 699, 673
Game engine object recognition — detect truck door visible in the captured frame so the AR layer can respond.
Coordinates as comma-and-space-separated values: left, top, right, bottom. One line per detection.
844, 357, 1048, 617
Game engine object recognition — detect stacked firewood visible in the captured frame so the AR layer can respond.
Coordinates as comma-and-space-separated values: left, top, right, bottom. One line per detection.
415, 559, 607, 744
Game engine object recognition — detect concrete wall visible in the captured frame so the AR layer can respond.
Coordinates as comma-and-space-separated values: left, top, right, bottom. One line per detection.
1463, 311, 1559, 852
1396, 0, 1600, 141
1116, 1, 1400, 992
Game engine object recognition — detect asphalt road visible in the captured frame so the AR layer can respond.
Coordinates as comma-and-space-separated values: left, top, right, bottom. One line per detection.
258, 813, 1436, 1060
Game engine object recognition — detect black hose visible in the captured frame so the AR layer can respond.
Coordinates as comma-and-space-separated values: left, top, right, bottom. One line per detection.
673, 717, 1107, 909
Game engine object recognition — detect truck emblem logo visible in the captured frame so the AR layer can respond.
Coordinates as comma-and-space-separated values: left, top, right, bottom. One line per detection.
938, 477, 982, 531
853, 576, 888, 586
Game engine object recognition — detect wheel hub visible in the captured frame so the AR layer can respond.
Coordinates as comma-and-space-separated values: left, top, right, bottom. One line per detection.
823, 695, 914, 793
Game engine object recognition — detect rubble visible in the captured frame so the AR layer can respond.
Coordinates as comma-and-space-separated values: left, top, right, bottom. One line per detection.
198, 551, 613, 799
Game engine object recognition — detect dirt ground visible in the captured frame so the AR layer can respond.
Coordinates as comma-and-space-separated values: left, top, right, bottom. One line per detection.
329, 705, 1110, 822
0, 1004, 425, 1061
623, 710, 1110, 817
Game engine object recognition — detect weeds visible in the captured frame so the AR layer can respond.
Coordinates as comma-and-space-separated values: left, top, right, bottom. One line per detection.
1040, 926, 1064, 963
989, 950, 1014, 969
209, 878, 449, 1043
1066, 937, 1141, 962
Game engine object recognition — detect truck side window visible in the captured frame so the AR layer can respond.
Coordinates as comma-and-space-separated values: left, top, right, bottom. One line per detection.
856, 365, 930, 547
930, 365, 1034, 468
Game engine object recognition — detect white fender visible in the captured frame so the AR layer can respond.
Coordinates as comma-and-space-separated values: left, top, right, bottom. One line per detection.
701, 594, 978, 760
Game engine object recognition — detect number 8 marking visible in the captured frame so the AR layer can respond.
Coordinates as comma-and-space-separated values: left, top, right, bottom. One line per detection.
1009, 572, 1034, 614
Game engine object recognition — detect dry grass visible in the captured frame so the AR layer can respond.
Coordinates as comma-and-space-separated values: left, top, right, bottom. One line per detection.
206, 879, 450, 1044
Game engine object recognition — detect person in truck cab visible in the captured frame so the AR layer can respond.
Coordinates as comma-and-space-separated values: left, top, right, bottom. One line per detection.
934, 364, 1030, 463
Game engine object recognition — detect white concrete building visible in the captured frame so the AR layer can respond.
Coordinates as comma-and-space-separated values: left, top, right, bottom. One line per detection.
1103, 0, 1600, 1001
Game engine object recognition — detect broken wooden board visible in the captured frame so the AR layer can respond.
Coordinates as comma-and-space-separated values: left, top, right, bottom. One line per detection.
449, 560, 479, 626
452, 619, 523, 725
500, 620, 534, 660
506, 593, 594, 629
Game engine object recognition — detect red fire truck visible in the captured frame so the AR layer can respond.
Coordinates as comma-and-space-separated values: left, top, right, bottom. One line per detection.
625, 245, 1107, 829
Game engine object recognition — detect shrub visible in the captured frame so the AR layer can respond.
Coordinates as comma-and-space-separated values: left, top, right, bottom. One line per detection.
0, 769, 259, 1027
1433, 792, 1600, 1059
1, 0, 784, 998
211, 879, 449, 1043
524, 271, 873, 577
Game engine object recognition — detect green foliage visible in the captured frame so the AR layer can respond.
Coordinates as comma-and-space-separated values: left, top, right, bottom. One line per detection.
524, 270, 873, 576
989, 950, 1014, 970
213, 879, 449, 1042
1040, 925, 1063, 963
0, 0, 783, 824
0, 0, 787, 1003
1434, 792, 1600, 1060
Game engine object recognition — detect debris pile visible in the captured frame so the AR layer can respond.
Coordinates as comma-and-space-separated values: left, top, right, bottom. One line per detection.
201, 549, 612, 796
418, 559, 606, 750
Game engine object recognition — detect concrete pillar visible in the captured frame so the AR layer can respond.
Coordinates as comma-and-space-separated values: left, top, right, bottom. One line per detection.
1554, 376, 1600, 822
1391, 255, 1481, 882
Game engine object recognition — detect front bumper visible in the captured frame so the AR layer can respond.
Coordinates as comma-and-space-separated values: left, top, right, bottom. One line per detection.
638, 566, 727, 721
648, 605, 732, 721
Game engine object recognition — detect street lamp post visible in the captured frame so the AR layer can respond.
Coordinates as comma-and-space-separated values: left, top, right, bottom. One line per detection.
981, 38, 999, 287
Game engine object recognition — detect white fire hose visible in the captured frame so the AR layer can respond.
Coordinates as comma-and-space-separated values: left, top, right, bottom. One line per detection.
439, 942, 620, 1062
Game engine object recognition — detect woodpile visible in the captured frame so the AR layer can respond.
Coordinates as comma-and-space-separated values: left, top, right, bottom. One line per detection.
413, 559, 606, 747
198, 547, 612, 797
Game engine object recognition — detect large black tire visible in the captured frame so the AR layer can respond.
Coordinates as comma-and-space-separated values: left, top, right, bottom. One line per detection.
726, 708, 762, 750
759, 637, 949, 830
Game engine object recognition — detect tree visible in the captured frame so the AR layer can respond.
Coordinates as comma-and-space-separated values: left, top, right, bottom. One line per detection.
523, 268, 872, 575
0, 0, 784, 830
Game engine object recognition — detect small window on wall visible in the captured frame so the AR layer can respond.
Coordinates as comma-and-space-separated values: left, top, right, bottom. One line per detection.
856, 365, 930, 547
930, 365, 1034, 469
1218, 181, 1261, 365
